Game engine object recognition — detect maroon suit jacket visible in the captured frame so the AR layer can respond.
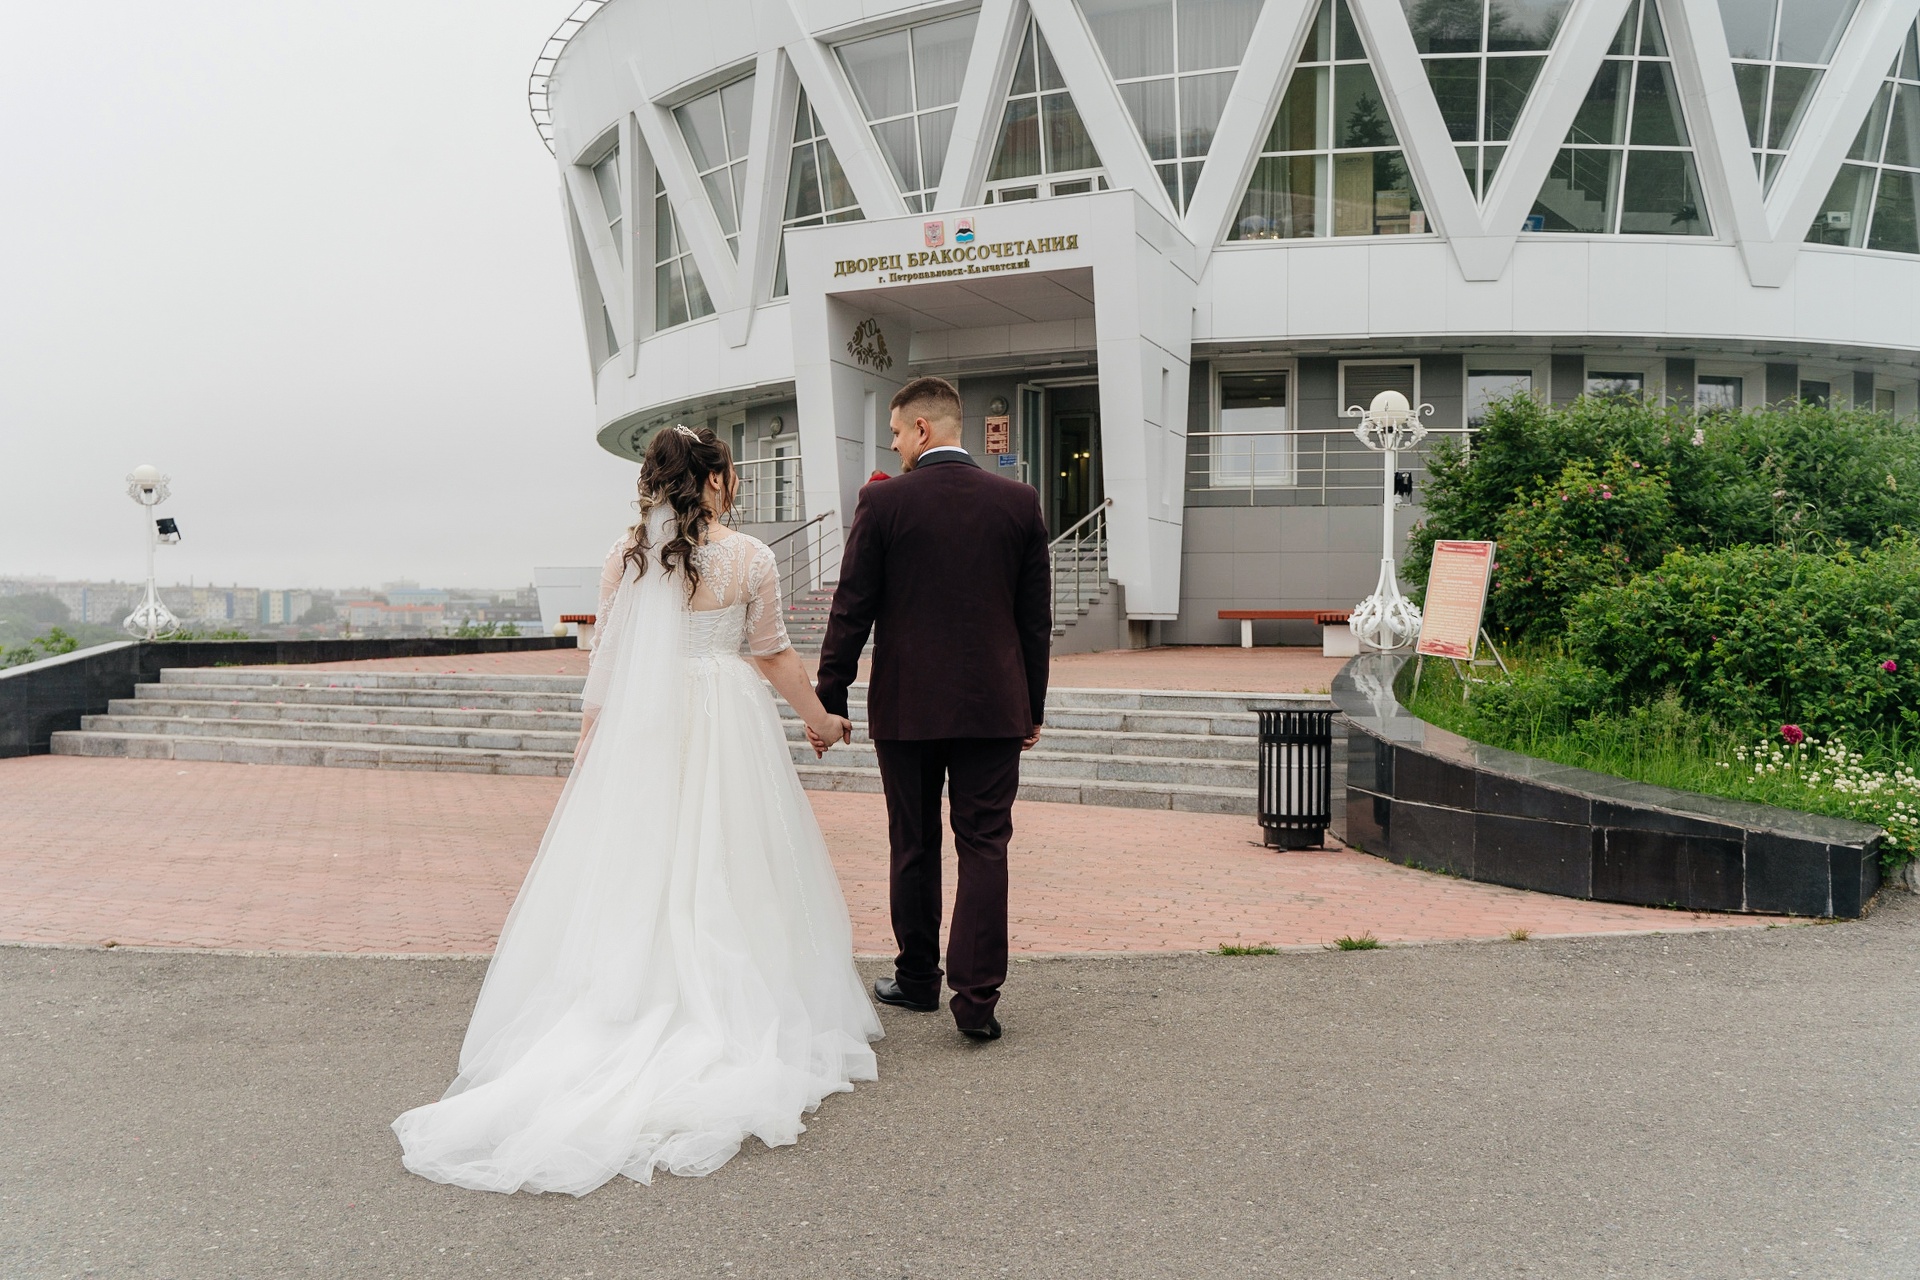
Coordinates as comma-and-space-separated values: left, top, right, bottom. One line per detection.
816, 451, 1052, 741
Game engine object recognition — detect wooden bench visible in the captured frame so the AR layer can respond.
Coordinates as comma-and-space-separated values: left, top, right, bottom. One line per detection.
560, 614, 596, 649
1218, 609, 1353, 651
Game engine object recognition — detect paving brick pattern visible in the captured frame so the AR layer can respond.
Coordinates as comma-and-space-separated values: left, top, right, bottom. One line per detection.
0, 757, 1759, 956
268, 643, 1349, 694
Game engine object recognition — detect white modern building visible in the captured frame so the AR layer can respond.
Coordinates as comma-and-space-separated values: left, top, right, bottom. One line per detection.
536, 0, 1920, 646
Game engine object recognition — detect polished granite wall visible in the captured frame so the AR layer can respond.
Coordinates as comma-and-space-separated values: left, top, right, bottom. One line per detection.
1333, 654, 1885, 919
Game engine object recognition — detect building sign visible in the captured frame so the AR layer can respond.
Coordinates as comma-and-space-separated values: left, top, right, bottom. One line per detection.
832, 232, 1082, 286
1415, 540, 1496, 661
985, 413, 1011, 454
846, 317, 893, 372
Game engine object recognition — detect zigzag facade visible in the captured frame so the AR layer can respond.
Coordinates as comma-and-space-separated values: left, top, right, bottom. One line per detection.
544, 0, 1920, 643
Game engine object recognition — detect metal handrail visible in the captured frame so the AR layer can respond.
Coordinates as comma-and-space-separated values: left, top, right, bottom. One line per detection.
1048, 497, 1112, 629
527, 1, 609, 154
764, 509, 841, 606
1188, 427, 1474, 505
726, 454, 803, 526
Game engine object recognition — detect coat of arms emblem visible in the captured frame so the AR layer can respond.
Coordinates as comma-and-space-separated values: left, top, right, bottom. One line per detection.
923, 220, 945, 248
954, 218, 975, 244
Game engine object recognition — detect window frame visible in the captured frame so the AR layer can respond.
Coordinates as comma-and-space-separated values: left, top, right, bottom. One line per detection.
1337, 358, 1422, 418
1464, 363, 1548, 428
833, 10, 982, 214
1208, 361, 1301, 490
1226, 0, 1430, 243
671, 72, 756, 261
1522, 0, 1712, 240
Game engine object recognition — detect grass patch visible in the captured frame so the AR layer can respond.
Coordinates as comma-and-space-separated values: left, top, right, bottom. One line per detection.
1216, 943, 1279, 956
1330, 933, 1381, 951
1507, 927, 1531, 941
1401, 653, 1919, 869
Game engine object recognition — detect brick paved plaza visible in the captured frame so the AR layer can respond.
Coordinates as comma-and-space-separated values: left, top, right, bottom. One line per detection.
0, 753, 1756, 956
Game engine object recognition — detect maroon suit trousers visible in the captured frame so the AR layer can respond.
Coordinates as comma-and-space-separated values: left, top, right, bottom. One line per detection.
872, 736, 1022, 1029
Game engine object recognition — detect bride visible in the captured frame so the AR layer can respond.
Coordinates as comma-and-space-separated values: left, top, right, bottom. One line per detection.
393, 424, 881, 1195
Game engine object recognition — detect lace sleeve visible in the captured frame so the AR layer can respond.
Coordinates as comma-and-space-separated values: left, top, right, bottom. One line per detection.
590, 536, 629, 659
744, 541, 791, 658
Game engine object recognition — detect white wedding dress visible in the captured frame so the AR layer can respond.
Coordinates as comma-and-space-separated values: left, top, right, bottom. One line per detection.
392, 513, 881, 1194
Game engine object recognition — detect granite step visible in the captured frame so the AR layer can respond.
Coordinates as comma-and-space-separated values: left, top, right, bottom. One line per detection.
49, 668, 1338, 815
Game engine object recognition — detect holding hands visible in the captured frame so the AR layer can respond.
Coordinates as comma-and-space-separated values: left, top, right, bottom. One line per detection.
805, 714, 854, 757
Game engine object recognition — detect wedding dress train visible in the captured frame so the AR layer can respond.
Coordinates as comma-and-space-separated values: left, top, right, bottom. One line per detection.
392, 516, 881, 1194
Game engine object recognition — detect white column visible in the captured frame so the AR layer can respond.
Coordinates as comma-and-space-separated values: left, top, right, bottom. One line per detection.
1088, 192, 1197, 619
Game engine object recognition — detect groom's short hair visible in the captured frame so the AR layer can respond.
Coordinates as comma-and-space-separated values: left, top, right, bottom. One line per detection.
890, 376, 963, 434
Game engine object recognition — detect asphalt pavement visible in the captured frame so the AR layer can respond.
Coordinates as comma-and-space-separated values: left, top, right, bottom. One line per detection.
4, 895, 1917, 1280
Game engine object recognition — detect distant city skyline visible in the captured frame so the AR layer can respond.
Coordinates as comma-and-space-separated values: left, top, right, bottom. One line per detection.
1, 1, 637, 588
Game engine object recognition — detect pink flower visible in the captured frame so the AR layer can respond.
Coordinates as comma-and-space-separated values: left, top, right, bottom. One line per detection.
1883, 659, 1899, 673
1781, 724, 1805, 746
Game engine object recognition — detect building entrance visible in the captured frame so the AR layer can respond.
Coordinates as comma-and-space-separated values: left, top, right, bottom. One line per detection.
1018, 382, 1102, 535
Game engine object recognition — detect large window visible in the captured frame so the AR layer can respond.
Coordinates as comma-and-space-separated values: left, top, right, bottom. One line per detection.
1212, 371, 1293, 488
654, 173, 715, 330
985, 18, 1108, 203
776, 89, 863, 297
591, 145, 624, 261
1527, 0, 1709, 237
1465, 369, 1533, 427
1078, 0, 1262, 211
1807, 23, 1920, 254
1401, 0, 1575, 199
1229, 0, 1425, 241
674, 75, 755, 259
837, 14, 978, 213
1718, 0, 1860, 190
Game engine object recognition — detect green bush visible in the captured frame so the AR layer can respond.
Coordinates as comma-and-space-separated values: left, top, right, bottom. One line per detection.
1564, 540, 1920, 735
1, 626, 80, 670
1408, 396, 1920, 637
1487, 454, 1673, 634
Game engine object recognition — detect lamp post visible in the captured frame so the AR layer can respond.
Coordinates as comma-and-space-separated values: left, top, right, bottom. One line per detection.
1347, 390, 1432, 651
123, 464, 181, 640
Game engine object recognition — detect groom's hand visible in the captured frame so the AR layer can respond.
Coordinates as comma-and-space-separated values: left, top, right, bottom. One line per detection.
806, 715, 853, 757
1022, 722, 1043, 751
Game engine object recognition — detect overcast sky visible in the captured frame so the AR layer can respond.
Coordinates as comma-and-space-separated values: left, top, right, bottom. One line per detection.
0, 0, 640, 591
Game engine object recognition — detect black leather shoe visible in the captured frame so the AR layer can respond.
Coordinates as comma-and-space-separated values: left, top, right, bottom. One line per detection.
959, 1016, 1002, 1041
873, 978, 939, 1012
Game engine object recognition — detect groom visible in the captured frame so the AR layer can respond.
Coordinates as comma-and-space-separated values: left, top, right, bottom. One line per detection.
812, 376, 1052, 1041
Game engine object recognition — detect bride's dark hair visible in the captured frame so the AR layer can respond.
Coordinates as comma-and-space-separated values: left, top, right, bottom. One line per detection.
623, 424, 735, 596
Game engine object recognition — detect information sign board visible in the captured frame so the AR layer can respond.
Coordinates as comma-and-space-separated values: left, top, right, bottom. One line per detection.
1415, 540, 1496, 661
985, 414, 1011, 454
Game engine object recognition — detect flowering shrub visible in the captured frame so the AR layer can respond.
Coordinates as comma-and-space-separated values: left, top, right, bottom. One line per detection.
1487, 454, 1673, 635
1724, 733, 1920, 857
1564, 540, 1920, 735
1407, 395, 1920, 635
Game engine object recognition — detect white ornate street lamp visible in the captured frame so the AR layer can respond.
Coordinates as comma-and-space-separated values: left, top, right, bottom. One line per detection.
1347, 389, 1432, 651
123, 464, 181, 640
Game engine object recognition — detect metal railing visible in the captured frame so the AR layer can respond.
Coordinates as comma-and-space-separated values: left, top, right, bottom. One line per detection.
764, 510, 841, 604
527, 1, 609, 154
1048, 498, 1112, 629
1186, 427, 1473, 505
726, 454, 803, 526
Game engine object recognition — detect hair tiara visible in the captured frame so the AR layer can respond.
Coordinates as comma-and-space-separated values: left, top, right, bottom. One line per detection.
671, 424, 699, 440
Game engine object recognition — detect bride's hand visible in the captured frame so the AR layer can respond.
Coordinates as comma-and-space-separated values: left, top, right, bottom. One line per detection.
805, 713, 852, 756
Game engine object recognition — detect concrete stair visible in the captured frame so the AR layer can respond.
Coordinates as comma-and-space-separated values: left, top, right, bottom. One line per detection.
51, 668, 1338, 816
782, 588, 835, 654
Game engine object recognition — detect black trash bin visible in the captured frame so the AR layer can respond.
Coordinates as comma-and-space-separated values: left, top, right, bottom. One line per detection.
1256, 708, 1333, 849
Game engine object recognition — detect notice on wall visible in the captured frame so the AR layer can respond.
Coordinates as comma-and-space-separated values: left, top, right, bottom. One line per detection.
1416, 540, 1497, 661
985, 414, 1011, 454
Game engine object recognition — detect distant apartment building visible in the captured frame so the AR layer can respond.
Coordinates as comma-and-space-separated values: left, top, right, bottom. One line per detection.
46, 581, 138, 626
386, 587, 451, 609
260, 590, 314, 625
190, 586, 260, 625
343, 601, 446, 633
